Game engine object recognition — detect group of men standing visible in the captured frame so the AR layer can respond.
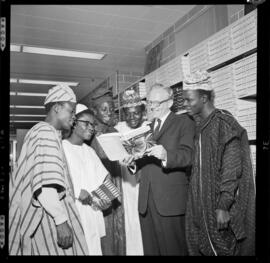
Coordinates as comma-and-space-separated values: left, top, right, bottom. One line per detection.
9, 70, 255, 256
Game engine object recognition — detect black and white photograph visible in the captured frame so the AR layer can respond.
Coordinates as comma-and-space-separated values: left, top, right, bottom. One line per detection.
0, 1, 269, 258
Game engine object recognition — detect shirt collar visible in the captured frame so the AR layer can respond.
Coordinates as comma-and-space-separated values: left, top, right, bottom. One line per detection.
156, 110, 171, 128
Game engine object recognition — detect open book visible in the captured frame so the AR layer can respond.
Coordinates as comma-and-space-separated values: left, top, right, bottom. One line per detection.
96, 125, 155, 161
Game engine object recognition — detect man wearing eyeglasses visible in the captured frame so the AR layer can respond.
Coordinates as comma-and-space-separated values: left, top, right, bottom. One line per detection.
123, 83, 195, 255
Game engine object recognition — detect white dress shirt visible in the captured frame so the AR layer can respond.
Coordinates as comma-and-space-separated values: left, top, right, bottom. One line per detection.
154, 110, 171, 166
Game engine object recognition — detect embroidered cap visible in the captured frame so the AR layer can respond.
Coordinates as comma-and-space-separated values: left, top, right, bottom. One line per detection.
44, 84, 76, 105
183, 70, 212, 91
122, 89, 144, 108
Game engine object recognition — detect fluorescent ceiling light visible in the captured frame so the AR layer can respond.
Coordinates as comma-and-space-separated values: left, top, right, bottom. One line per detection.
10, 114, 46, 117
10, 44, 21, 52
10, 92, 47, 97
10, 78, 18, 83
22, 45, 106, 60
10, 105, 45, 109
18, 79, 78, 86
10, 120, 39, 123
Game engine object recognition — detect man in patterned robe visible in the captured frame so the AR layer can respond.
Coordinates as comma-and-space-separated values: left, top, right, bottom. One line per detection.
9, 84, 89, 255
183, 71, 255, 256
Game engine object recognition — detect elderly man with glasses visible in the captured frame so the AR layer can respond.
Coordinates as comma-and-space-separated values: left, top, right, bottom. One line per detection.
123, 83, 196, 255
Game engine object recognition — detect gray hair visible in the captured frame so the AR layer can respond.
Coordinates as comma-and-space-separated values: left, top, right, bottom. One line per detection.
147, 83, 173, 99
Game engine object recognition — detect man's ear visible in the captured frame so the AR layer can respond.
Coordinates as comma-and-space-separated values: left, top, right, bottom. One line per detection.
91, 107, 97, 116
53, 103, 61, 113
168, 99, 174, 108
202, 94, 208, 104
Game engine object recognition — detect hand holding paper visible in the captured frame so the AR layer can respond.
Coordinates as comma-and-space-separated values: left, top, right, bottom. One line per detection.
145, 144, 167, 162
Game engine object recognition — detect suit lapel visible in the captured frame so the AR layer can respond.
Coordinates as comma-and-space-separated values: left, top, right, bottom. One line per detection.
155, 112, 175, 141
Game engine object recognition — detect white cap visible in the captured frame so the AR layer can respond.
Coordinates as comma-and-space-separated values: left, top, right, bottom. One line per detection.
75, 103, 88, 115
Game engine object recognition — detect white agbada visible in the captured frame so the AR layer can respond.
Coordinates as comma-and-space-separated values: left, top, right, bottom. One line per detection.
114, 121, 145, 255
62, 140, 108, 255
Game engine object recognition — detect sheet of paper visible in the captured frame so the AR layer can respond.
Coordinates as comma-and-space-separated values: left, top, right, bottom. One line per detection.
96, 133, 129, 161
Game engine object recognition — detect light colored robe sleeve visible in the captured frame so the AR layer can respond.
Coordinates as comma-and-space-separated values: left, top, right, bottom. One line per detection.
38, 187, 68, 225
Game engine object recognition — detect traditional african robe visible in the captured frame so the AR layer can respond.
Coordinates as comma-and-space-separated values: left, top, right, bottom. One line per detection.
114, 121, 144, 255
185, 109, 255, 256
90, 122, 126, 255
62, 140, 108, 255
9, 122, 88, 255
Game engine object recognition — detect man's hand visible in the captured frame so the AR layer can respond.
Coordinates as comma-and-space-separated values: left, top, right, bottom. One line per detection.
56, 221, 73, 249
91, 196, 111, 211
215, 209, 230, 230
96, 198, 111, 210
120, 155, 135, 166
78, 189, 92, 205
145, 145, 167, 161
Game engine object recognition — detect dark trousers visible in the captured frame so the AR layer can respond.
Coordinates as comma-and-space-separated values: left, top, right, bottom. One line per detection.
139, 187, 188, 255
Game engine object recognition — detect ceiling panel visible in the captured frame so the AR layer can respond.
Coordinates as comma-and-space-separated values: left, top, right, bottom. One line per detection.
10, 4, 195, 131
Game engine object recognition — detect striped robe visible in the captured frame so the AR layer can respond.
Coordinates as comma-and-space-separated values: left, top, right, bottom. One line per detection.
9, 122, 89, 255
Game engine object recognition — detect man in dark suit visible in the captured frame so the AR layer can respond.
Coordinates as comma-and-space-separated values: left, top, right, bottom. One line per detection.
124, 83, 195, 255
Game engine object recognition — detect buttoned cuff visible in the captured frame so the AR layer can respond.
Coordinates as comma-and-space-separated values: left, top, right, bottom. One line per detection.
128, 164, 137, 174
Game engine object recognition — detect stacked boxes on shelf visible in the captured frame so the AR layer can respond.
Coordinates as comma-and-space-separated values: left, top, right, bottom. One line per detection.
230, 9, 257, 56
145, 70, 157, 91
189, 41, 209, 73
233, 53, 257, 98
165, 56, 182, 87
156, 65, 170, 88
138, 81, 147, 99
180, 54, 191, 78
144, 56, 182, 90
208, 27, 231, 67
235, 99, 256, 140
210, 65, 238, 117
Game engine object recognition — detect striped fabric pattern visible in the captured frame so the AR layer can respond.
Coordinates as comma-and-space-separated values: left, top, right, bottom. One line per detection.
9, 122, 88, 255
44, 84, 76, 105
91, 178, 120, 203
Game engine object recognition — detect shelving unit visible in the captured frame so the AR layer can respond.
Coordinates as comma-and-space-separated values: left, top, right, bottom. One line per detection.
112, 9, 257, 166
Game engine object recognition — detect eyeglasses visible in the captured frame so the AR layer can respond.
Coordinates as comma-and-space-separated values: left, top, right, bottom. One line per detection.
76, 119, 95, 128
146, 97, 172, 108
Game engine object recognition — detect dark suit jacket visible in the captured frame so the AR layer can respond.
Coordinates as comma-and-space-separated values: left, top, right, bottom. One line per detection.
136, 112, 195, 216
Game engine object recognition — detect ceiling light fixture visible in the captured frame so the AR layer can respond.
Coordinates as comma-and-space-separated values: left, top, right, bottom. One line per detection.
10, 78, 18, 83
10, 105, 45, 109
10, 44, 21, 52
10, 120, 40, 123
10, 114, 47, 117
22, 45, 106, 60
18, 79, 78, 86
10, 92, 47, 97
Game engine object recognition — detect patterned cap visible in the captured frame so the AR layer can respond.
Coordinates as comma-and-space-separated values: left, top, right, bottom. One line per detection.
122, 89, 143, 108
183, 70, 212, 91
44, 84, 76, 105
75, 103, 88, 115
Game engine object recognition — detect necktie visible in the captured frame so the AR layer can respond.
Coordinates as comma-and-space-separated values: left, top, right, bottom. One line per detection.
152, 118, 161, 140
